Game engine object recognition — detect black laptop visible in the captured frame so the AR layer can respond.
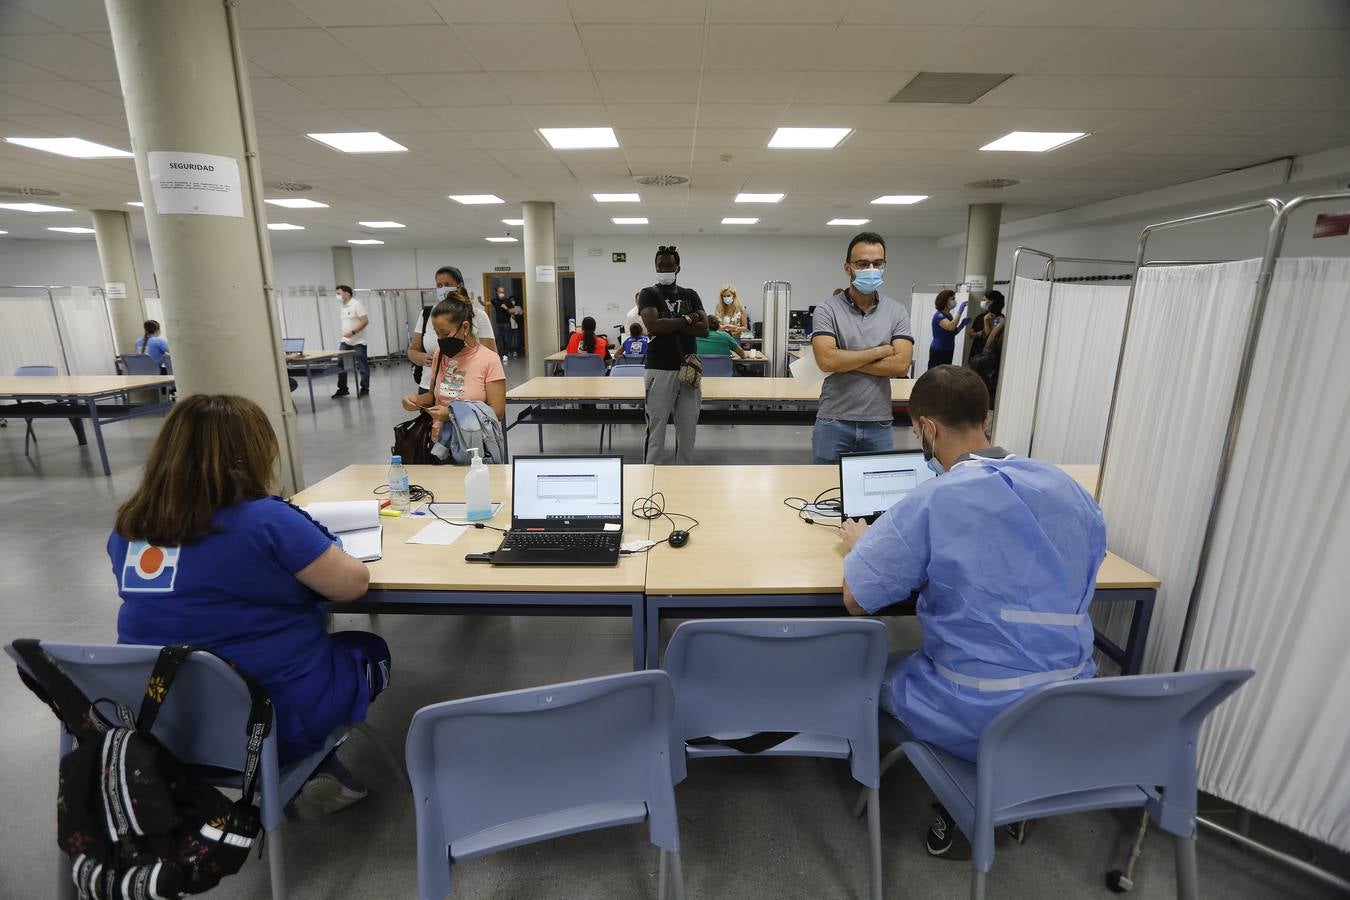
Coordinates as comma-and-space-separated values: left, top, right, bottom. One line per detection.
838, 449, 934, 524
490, 455, 624, 566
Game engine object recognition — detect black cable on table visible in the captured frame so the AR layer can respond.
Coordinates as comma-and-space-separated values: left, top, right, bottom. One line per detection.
625, 492, 701, 552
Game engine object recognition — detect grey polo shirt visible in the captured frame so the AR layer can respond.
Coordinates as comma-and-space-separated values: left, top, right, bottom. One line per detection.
812, 290, 913, 423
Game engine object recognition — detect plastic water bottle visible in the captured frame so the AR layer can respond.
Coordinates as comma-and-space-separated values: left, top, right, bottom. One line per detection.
465, 448, 491, 521
388, 454, 410, 513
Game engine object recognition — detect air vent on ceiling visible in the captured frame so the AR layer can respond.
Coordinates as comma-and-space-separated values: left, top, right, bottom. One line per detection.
965, 178, 1021, 190
265, 180, 313, 193
633, 174, 689, 187
890, 72, 1012, 105
0, 185, 60, 197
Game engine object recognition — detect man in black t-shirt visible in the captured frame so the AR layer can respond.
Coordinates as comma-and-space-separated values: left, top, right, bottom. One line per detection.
639, 245, 707, 464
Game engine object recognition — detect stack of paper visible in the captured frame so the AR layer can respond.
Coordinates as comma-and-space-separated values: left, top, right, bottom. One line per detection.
302, 500, 383, 562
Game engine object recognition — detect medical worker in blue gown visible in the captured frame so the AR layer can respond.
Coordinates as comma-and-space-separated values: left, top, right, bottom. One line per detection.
840, 364, 1106, 858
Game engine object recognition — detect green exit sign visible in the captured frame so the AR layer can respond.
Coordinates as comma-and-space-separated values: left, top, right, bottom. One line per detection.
612, 252, 626, 263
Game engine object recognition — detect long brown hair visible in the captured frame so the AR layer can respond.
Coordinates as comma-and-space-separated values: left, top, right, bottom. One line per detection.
114, 394, 279, 546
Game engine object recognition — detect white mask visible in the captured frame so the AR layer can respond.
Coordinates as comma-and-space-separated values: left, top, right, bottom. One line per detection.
656, 271, 677, 286
722, 295, 733, 303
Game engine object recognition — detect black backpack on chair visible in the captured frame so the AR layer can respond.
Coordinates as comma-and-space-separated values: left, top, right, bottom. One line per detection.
10, 640, 272, 899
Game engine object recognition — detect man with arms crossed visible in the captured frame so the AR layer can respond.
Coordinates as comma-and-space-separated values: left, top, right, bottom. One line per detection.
640, 245, 707, 464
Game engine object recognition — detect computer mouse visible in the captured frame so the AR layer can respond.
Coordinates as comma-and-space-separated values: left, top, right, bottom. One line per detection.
668, 529, 690, 548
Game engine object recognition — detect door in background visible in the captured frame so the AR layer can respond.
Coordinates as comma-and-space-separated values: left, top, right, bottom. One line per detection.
558, 273, 576, 348
482, 273, 527, 353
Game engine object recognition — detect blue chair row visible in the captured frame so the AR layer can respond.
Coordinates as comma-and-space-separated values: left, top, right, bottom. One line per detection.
8, 364, 80, 455
563, 353, 736, 378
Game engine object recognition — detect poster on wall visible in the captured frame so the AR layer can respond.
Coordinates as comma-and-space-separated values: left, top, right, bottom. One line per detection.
147, 151, 244, 217
535, 264, 556, 283
104, 282, 127, 299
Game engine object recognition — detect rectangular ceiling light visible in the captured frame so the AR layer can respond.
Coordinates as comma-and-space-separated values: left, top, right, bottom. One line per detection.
735, 193, 784, 204
485, 236, 518, 243
721, 217, 759, 225
6, 137, 132, 158
501, 218, 524, 226
767, 127, 851, 149
267, 223, 304, 231
47, 226, 96, 233
265, 198, 329, 209
358, 220, 404, 229
305, 132, 407, 153
0, 202, 73, 212
980, 131, 1087, 152
539, 127, 619, 149
593, 192, 640, 203
126, 201, 144, 207
827, 218, 870, 226
450, 194, 504, 205
612, 217, 648, 225
348, 239, 384, 245
871, 195, 929, 205
0, 230, 7, 235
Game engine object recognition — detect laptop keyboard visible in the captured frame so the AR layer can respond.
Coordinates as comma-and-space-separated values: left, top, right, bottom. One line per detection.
501, 531, 620, 552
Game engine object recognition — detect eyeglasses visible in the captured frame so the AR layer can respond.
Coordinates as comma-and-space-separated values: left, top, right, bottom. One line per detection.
849, 259, 886, 270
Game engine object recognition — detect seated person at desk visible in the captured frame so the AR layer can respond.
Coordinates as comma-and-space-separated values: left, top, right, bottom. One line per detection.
713, 285, 748, 337
109, 394, 387, 814
620, 322, 649, 357
401, 297, 506, 462
839, 365, 1106, 857
565, 316, 609, 359
694, 318, 746, 358
136, 319, 169, 369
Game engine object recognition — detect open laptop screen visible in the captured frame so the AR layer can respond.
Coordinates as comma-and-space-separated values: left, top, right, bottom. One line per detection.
512, 456, 623, 527
839, 450, 933, 522
282, 337, 304, 354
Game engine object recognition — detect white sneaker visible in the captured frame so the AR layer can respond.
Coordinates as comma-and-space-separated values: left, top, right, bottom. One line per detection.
502, 354, 509, 363
296, 757, 367, 815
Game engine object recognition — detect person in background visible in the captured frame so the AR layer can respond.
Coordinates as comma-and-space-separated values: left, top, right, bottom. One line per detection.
110, 394, 387, 814
695, 318, 747, 358
492, 285, 515, 361
565, 316, 609, 359
620, 322, 649, 358
810, 231, 913, 465
409, 266, 496, 395
970, 290, 1006, 406
928, 289, 969, 370
967, 289, 1002, 360
640, 245, 707, 464
839, 365, 1105, 858
714, 285, 749, 337
332, 285, 370, 399
136, 320, 169, 369
625, 291, 645, 335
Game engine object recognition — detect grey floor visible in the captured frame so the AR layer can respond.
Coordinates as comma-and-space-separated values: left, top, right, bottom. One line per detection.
1, 361, 1345, 900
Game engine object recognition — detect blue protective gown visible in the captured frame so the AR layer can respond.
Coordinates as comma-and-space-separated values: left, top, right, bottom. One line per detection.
844, 453, 1107, 761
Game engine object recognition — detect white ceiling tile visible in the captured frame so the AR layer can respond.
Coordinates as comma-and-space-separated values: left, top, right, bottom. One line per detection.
704, 25, 835, 71
345, 108, 456, 132
514, 103, 610, 127
248, 77, 331, 111
0, 34, 119, 81
457, 25, 589, 70
594, 70, 701, 104
926, 27, 1088, 74
615, 128, 694, 148
383, 130, 475, 151
626, 148, 696, 165
858, 105, 961, 131
285, 75, 419, 109
1096, 109, 1231, 136
696, 103, 786, 128
578, 25, 705, 71
568, 0, 707, 24
1099, 0, 1350, 29
843, 0, 988, 25
0, 90, 63, 116
426, 0, 573, 23
288, 0, 442, 26
2, 80, 121, 114
973, 0, 1125, 28
430, 106, 533, 129
490, 71, 601, 105
388, 73, 510, 105
937, 105, 1117, 133
0, 56, 65, 82
329, 26, 479, 74
256, 110, 369, 133
816, 26, 959, 72
1151, 29, 1350, 79
700, 70, 803, 103
1259, 78, 1350, 112
792, 71, 917, 105
465, 130, 547, 149
607, 104, 698, 128
710, 0, 852, 24
846, 130, 994, 151
1163, 77, 1302, 111
776, 104, 876, 128
979, 74, 1185, 110
237, 0, 314, 28
1030, 28, 1196, 76
245, 29, 376, 77
6, 0, 108, 31
0, 7, 61, 33
693, 128, 774, 148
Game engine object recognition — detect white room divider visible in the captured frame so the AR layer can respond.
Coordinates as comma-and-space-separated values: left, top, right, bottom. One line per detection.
52, 287, 117, 375
990, 275, 1051, 455
0, 290, 66, 374
280, 286, 326, 353
908, 290, 939, 374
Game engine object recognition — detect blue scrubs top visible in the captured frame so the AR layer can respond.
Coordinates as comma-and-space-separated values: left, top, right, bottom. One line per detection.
136, 335, 169, 365
845, 452, 1107, 761
109, 497, 368, 760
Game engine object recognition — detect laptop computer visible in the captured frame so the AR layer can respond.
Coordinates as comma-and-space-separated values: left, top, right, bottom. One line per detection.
282, 337, 305, 355
490, 455, 624, 566
839, 450, 934, 524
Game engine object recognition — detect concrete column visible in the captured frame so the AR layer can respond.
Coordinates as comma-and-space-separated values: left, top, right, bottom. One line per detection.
105, 0, 303, 491
522, 201, 558, 379
331, 245, 355, 288
91, 209, 148, 353
959, 202, 1002, 365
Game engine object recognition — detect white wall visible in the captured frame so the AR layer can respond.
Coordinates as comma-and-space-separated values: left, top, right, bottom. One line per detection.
0, 237, 156, 290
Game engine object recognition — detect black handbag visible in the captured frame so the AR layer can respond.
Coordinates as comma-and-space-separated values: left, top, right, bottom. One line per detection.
392, 410, 435, 465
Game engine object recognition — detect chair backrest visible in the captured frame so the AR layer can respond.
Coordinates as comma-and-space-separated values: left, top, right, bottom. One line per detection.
977, 668, 1253, 834
119, 353, 160, 375
563, 353, 607, 376
15, 365, 58, 376
163, 354, 174, 375
610, 362, 646, 377
617, 354, 646, 366
698, 355, 734, 377
405, 670, 680, 860
663, 619, 889, 786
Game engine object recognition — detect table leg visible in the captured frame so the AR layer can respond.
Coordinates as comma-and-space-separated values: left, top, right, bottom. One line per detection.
538, 422, 543, 452
1121, 588, 1156, 676
85, 397, 111, 476
306, 363, 317, 414
645, 599, 662, 669
69, 411, 87, 445
631, 597, 646, 671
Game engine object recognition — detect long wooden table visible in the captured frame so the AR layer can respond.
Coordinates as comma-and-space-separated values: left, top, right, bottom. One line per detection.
292, 464, 655, 668
642, 465, 1158, 671
0, 374, 175, 475
544, 350, 771, 376
286, 349, 355, 414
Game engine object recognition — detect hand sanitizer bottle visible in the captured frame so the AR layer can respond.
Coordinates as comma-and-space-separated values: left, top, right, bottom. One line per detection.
465, 448, 491, 521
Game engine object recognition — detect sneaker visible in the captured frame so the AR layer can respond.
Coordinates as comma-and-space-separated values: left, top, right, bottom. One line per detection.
502, 354, 509, 364
331, 388, 350, 399
925, 804, 972, 861
357, 389, 369, 397
296, 754, 367, 815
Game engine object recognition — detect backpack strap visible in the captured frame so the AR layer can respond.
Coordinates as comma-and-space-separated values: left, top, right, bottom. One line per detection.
136, 645, 274, 802
9, 639, 107, 742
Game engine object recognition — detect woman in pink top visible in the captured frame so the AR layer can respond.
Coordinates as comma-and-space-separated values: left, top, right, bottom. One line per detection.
400, 298, 506, 441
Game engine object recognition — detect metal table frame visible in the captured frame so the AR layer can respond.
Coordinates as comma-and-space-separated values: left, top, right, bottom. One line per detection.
288, 352, 356, 414
0, 382, 175, 476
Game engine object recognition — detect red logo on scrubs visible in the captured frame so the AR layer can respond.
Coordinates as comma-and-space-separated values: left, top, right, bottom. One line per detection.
121, 540, 181, 592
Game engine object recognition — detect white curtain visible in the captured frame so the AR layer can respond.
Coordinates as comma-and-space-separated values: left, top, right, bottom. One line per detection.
280, 287, 326, 353
1093, 259, 1261, 675
1031, 282, 1131, 464
353, 289, 389, 357
0, 294, 65, 374
1184, 257, 1350, 852
143, 293, 166, 340
909, 292, 938, 375
991, 276, 1051, 455
53, 287, 117, 375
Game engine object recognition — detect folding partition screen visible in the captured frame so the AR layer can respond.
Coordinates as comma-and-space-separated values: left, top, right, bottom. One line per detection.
0, 290, 66, 374
990, 275, 1051, 455
908, 286, 952, 375
280, 286, 326, 352
52, 287, 117, 375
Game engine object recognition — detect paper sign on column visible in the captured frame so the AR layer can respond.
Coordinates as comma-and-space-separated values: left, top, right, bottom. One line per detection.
535, 264, 555, 283
964, 273, 988, 292
147, 151, 244, 217
104, 282, 127, 299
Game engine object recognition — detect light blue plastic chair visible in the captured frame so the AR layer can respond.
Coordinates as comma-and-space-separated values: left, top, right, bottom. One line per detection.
118, 353, 160, 375
610, 363, 646, 377
405, 670, 685, 900
868, 667, 1254, 900
6, 641, 405, 900
663, 619, 889, 900
616, 353, 647, 367
11, 364, 67, 454
697, 354, 734, 377
563, 352, 607, 376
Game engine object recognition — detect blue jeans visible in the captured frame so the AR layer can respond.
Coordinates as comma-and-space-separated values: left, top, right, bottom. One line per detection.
337, 342, 369, 392
811, 418, 893, 465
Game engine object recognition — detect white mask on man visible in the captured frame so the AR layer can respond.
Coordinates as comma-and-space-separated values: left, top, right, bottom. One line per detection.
656, 271, 677, 286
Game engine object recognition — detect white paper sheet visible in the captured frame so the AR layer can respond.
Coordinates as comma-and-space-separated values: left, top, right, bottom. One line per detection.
789, 345, 825, 384
407, 521, 470, 546
302, 500, 383, 561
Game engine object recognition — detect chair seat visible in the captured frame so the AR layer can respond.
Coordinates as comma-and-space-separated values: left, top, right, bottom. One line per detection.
450, 800, 649, 862
685, 732, 852, 761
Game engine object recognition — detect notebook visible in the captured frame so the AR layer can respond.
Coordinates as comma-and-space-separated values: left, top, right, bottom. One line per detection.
302, 500, 383, 562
